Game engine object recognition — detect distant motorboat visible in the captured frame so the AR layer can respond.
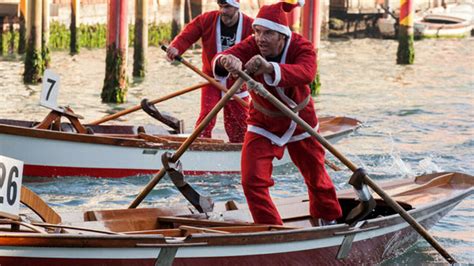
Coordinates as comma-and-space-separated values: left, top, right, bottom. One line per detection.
415, 4, 473, 38
377, 3, 473, 38
415, 13, 472, 38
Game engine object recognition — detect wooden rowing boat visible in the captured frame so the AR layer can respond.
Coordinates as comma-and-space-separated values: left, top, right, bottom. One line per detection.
0, 171, 471, 265
414, 7, 473, 38
0, 115, 360, 178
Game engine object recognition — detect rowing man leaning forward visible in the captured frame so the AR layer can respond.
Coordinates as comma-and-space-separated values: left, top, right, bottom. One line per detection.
212, 0, 343, 226
166, 0, 253, 143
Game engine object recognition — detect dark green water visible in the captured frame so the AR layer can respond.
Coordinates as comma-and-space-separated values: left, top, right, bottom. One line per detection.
0, 37, 473, 264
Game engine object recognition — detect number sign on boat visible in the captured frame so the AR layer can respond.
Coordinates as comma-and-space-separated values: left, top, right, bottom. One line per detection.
0, 156, 23, 220
40, 69, 64, 113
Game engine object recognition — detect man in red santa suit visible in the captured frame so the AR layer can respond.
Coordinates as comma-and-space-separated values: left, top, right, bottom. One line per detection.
213, 0, 343, 226
166, 0, 253, 143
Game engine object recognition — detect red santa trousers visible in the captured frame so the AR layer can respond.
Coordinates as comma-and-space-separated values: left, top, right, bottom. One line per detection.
241, 131, 343, 225
195, 84, 249, 143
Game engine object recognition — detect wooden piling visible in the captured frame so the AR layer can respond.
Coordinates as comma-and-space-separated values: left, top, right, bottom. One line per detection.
171, 0, 183, 39
397, 0, 414, 64
23, 0, 43, 84
101, 0, 129, 103
0, 16, 4, 56
133, 0, 148, 78
18, 0, 27, 54
70, 0, 80, 55
42, 0, 50, 67
9, 17, 15, 54
302, 0, 322, 96
185, 0, 202, 23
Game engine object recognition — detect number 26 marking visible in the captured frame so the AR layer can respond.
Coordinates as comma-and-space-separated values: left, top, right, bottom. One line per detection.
0, 162, 19, 206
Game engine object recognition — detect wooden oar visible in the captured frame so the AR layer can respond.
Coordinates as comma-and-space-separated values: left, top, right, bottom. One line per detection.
161, 45, 249, 108
129, 77, 246, 209
235, 70, 457, 264
88, 82, 209, 125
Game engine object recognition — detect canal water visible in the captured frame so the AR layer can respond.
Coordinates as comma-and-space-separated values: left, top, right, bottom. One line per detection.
0, 37, 473, 264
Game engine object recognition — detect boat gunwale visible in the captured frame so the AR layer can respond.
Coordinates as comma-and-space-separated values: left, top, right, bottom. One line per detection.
0, 117, 361, 152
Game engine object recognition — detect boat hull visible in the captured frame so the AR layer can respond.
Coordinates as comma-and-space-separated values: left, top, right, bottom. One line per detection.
2, 132, 244, 177
0, 116, 360, 178
415, 14, 473, 38
0, 189, 469, 265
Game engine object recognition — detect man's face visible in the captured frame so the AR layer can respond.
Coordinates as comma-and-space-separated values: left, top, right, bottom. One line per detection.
219, 4, 239, 26
253, 25, 286, 58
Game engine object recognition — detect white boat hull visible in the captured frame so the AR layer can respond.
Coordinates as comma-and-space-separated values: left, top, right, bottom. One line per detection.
1, 132, 285, 177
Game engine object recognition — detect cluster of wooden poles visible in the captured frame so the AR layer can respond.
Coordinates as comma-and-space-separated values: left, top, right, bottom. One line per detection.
4, 0, 415, 103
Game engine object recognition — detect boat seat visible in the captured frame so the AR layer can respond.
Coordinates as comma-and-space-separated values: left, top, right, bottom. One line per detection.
84, 206, 193, 222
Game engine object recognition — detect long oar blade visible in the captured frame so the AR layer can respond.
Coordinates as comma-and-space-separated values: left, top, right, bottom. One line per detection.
89, 82, 208, 125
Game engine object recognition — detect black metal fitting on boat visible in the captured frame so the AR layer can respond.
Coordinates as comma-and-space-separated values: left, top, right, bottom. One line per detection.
161, 152, 214, 213
345, 168, 377, 226
140, 98, 184, 134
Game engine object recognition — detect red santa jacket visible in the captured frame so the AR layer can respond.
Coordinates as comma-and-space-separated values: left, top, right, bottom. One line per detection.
170, 10, 254, 79
213, 33, 318, 146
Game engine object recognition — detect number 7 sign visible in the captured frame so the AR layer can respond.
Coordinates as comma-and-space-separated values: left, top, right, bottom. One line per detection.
40, 69, 63, 112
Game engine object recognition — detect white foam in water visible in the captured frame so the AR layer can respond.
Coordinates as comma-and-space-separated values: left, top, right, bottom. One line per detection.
418, 157, 443, 174
386, 132, 414, 178
391, 152, 414, 177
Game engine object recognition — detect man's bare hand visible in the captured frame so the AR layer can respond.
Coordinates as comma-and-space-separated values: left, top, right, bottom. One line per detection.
245, 55, 273, 76
166, 46, 179, 62
220, 55, 242, 77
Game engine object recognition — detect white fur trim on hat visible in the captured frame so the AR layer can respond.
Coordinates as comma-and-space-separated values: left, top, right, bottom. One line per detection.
285, 0, 305, 6
252, 18, 292, 37
224, 0, 240, 8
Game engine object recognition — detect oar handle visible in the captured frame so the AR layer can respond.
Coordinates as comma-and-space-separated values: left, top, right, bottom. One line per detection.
161, 45, 184, 62
129, 76, 246, 209
236, 70, 457, 264
88, 82, 208, 125
161, 45, 249, 108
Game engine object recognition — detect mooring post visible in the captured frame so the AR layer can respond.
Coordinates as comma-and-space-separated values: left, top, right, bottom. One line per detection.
302, 0, 321, 96
8, 16, 15, 54
70, 0, 80, 55
42, 0, 50, 67
171, 0, 183, 39
23, 0, 43, 84
101, 0, 129, 103
184, 0, 202, 23
133, 0, 148, 78
18, 0, 27, 54
396, 0, 414, 64
0, 16, 4, 56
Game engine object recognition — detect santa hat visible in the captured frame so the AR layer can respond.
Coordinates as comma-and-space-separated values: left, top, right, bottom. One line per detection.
252, 0, 305, 37
218, 0, 240, 8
